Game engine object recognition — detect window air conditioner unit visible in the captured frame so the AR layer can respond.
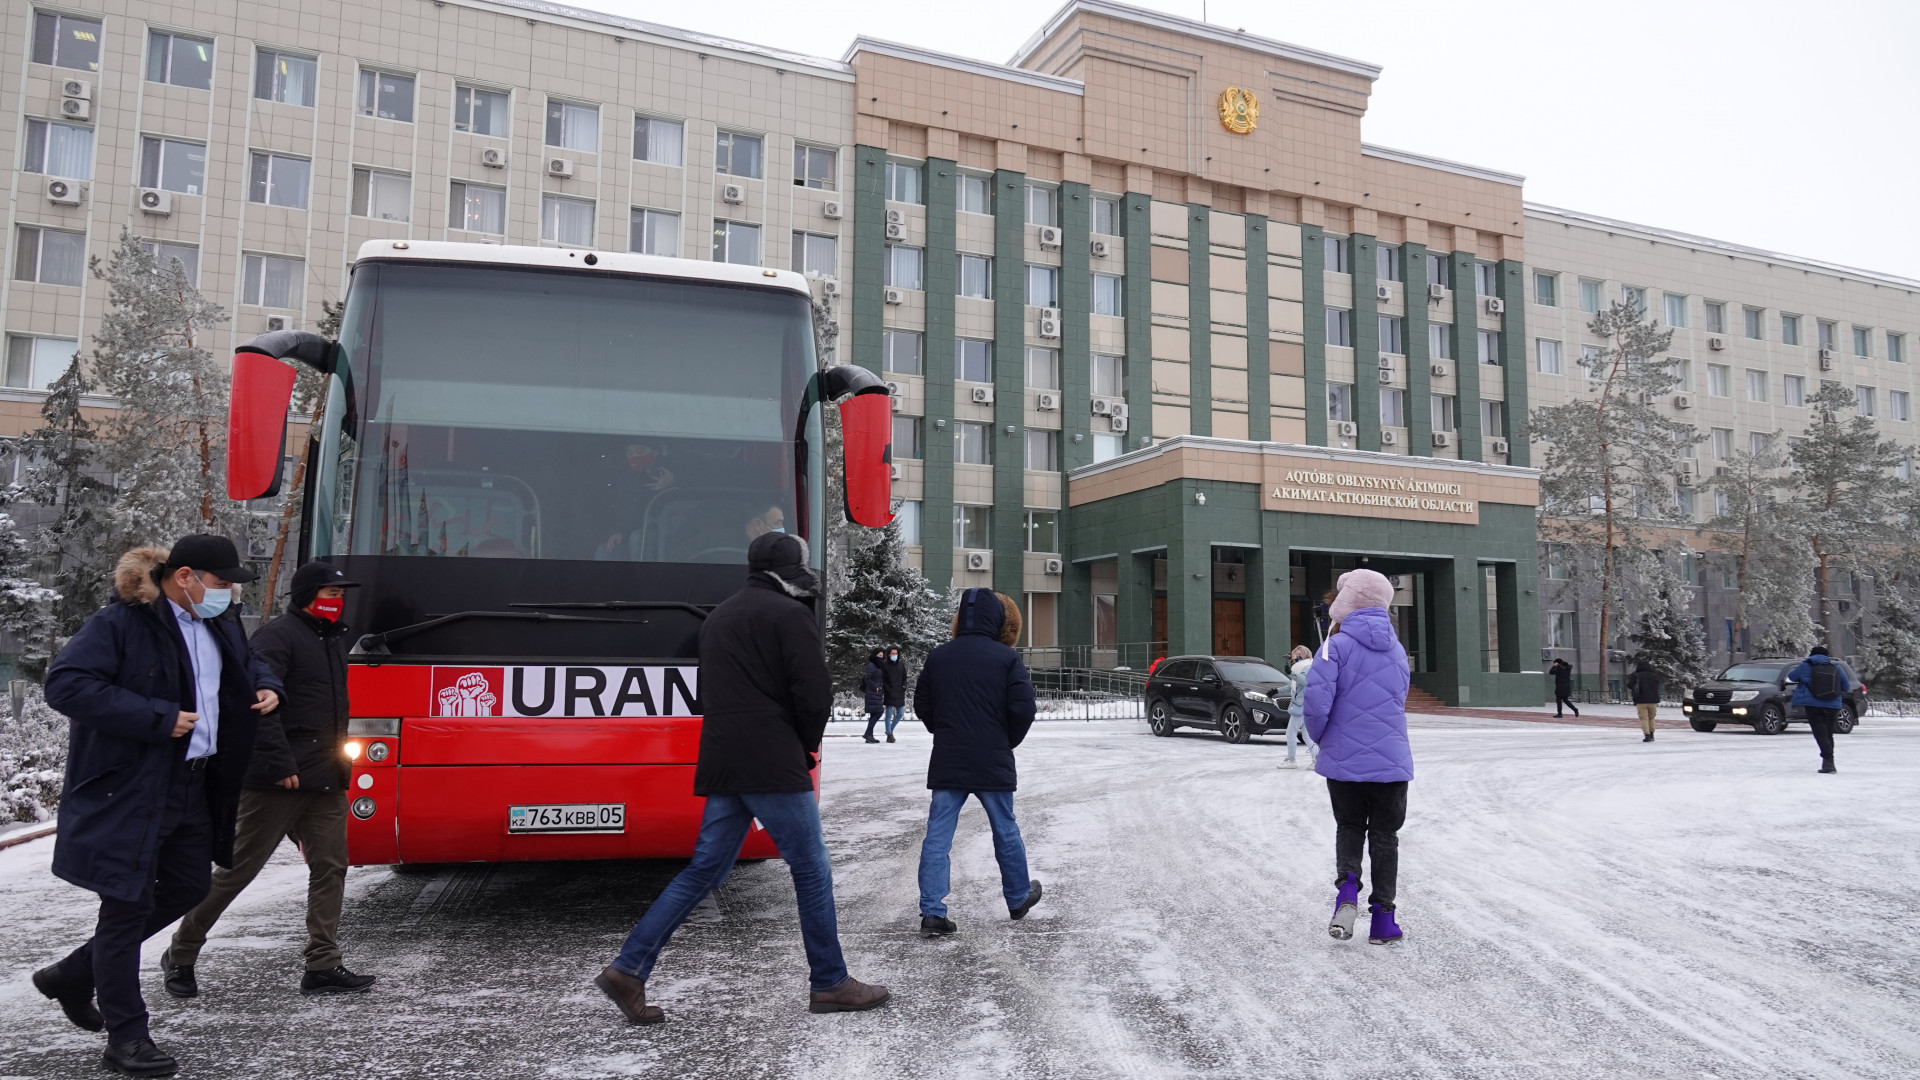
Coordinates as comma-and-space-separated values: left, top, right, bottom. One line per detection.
883, 287, 905, 305
1818, 352, 1833, 371
1043, 557, 1063, 575
1109, 415, 1128, 433
1427, 283, 1446, 301
1707, 336, 1725, 351
1091, 398, 1112, 416
890, 463, 902, 481
966, 550, 992, 572
1376, 284, 1392, 302
1430, 362, 1450, 378
546, 157, 574, 178
1335, 421, 1358, 439
1492, 437, 1510, 455
59, 97, 91, 121
1432, 431, 1453, 448
1485, 297, 1506, 315
1037, 225, 1063, 249
265, 315, 291, 332
1674, 467, 1695, 487
1037, 308, 1061, 339
1378, 369, 1394, 384
1380, 429, 1398, 446
1035, 391, 1059, 411
884, 222, 906, 241
822, 200, 843, 220
971, 386, 995, 405
885, 208, 905, 226
480, 147, 508, 168
1090, 238, 1111, 258
61, 78, 92, 100
721, 183, 745, 204
819, 278, 841, 298
1672, 393, 1693, 409
45, 178, 83, 206
138, 188, 172, 215
1108, 401, 1128, 420
883, 380, 902, 398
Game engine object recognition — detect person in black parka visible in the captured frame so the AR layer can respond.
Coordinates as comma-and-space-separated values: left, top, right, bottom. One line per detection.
911, 589, 1040, 936
1550, 658, 1578, 718
1627, 660, 1662, 742
880, 644, 908, 742
861, 648, 886, 743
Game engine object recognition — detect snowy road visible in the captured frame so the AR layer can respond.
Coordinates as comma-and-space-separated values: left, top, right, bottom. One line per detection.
4, 714, 1918, 1079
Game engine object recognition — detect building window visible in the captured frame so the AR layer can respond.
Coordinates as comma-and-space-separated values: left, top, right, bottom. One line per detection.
894, 500, 922, 546
1429, 322, 1452, 359
793, 144, 837, 190
1890, 333, 1907, 364
956, 339, 992, 383
1430, 394, 1456, 432
892, 415, 923, 460
1379, 387, 1405, 428
1781, 314, 1801, 346
142, 241, 199, 284
1093, 196, 1121, 235
1664, 293, 1688, 328
958, 174, 991, 215
1744, 307, 1764, 340
1706, 364, 1731, 397
953, 504, 991, 549
712, 131, 762, 177
546, 100, 599, 153
630, 207, 680, 256
1704, 300, 1726, 334
1092, 433, 1123, 463
1533, 271, 1557, 306
1091, 354, 1123, 398
1025, 346, 1060, 390
1619, 285, 1646, 312
1856, 385, 1876, 418
1478, 330, 1500, 365
1325, 307, 1352, 348
1675, 487, 1696, 519
541, 195, 595, 246
456, 85, 512, 138
632, 115, 684, 165
885, 161, 922, 204
1478, 262, 1499, 297
147, 31, 213, 90
449, 181, 506, 234
1379, 316, 1404, 355
4, 335, 78, 390
1580, 344, 1603, 372
350, 168, 410, 221
23, 120, 93, 180
1853, 326, 1872, 357
255, 49, 317, 107
1026, 265, 1059, 307
1547, 611, 1576, 649
248, 151, 311, 209
14, 226, 85, 286
1818, 320, 1837, 350
1710, 428, 1732, 460
957, 254, 992, 299
1783, 374, 1806, 407
711, 220, 760, 265
955, 422, 992, 465
1481, 399, 1505, 437
1327, 383, 1353, 422
1323, 235, 1349, 274
1093, 273, 1124, 316
1892, 390, 1911, 422
1749, 431, 1768, 456
34, 11, 103, 71
1427, 253, 1451, 290
1579, 279, 1602, 313
1024, 510, 1058, 553
140, 135, 206, 194
791, 232, 838, 277
1714, 490, 1730, 516
241, 254, 303, 309
885, 244, 923, 290
1376, 244, 1402, 282
1026, 184, 1058, 227
884, 330, 923, 375
1537, 338, 1563, 374
1745, 369, 1769, 402
357, 68, 414, 122
1025, 429, 1058, 471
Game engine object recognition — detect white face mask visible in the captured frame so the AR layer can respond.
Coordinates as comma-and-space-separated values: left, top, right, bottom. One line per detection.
185, 574, 232, 619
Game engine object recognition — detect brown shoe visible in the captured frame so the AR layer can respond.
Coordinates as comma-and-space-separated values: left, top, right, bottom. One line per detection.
595, 966, 665, 1025
808, 976, 891, 1014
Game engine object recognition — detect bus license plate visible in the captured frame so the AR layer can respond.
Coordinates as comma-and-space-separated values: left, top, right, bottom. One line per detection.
507, 803, 626, 834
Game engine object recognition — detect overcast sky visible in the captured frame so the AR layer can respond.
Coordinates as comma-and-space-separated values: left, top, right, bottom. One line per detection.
585, 0, 1920, 281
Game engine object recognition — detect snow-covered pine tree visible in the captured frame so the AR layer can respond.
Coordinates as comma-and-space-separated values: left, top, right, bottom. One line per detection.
0, 511, 58, 679
1858, 584, 1920, 699
1791, 379, 1903, 643
1628, 555, 1711, 693
1704, 431, 1815, 659
824, 518, 948, 693
8, 354, 114, 653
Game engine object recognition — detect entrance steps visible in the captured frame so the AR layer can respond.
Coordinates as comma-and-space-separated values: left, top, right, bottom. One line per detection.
1405, 686, 1448, 711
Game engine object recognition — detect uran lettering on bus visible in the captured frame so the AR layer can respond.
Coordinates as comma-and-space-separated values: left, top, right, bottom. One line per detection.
428, 665, 700, 718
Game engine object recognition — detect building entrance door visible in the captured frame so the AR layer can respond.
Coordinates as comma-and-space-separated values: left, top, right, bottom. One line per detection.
1213, 598, 1246, 655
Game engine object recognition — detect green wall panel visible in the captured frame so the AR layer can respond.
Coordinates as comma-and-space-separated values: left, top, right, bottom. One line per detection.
1245, 215, 1271, 442
1122, 192, 1153, 446
1351, 233, 1380, 451
1187, 204, 1212, 438
1403, 242, 1432, 457
992, 169, 1028, 597
1450, 252, 1482, 460
920, 157, 958, 592
1301, 225, 1326, 447
1061, 182, 1093, 472
1497, 258, 1530, 467
851, 146, 886, 374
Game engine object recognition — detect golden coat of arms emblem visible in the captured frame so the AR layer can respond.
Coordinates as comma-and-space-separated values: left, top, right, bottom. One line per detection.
1218, 87, 1258, 134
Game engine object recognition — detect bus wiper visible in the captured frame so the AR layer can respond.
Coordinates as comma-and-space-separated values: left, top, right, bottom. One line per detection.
355, 610, 641, 655
509, 601, 710, 618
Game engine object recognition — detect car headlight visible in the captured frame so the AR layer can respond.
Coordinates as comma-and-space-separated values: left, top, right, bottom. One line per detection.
1242, 690, 1270, 703
1730, 690, 1759, 702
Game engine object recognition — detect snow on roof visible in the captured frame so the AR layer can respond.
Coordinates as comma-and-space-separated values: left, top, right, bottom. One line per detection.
1010, 0, 1382, 80
843, 37, 1085, 96
454, 0, 851, 77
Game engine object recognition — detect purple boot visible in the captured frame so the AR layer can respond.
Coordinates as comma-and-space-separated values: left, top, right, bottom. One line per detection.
1368, 903, 1403, 945
1328, 873, 1361, 940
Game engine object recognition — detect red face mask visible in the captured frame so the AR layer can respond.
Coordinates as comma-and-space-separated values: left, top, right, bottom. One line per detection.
309, 597, 345, 622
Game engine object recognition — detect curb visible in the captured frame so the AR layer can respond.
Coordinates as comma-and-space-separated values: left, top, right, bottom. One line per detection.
0, 824, 56, 851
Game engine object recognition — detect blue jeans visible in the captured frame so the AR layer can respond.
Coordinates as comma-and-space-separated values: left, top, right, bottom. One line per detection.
1284, 709, 1317, 762
611, 791, 848, 992
883, 705, 904, 735
918, 789, 1031, 918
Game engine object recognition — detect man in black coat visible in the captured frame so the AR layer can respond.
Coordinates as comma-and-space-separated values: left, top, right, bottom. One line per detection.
880, 643, 908, 741
33, 536, 283, 1078
1550, 658, 1578, 718
594, 532, 889, 1024
1627, 660, 1662, 743
165, 560, 375, 999
911, 588, 1040, 937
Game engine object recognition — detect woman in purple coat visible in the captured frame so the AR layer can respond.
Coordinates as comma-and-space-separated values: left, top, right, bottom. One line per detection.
1303, 568, 1412, 945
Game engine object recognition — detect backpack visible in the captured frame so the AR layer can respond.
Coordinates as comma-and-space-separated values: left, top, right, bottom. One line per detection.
1807, 662, 1842, 700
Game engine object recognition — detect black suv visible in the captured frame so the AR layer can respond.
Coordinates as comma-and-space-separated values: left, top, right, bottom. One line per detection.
1145, 655, 1292, 743
1682, 658, 1869, 735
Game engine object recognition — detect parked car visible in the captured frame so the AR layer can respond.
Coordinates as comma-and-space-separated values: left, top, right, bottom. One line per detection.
1144, 655, 1292, 743
1681, 658, 1868, 735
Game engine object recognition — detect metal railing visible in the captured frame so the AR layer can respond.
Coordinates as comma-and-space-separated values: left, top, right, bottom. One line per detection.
1019, 642, 1168, 672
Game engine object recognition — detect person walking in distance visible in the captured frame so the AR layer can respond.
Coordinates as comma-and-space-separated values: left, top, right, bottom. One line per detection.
880, 644, 908, 742
861, 648, 887, 744
33, 537, 284, 1077
912, 590, 1041, 937
595, 533, 889, 1023
1303, 569, 1412, 946
1282, 645, 1317, 768
1627, 660, 1662, 742
1787, 646, 1851, 774
164, 561, 376, 1000
1550, 658, 1579, 718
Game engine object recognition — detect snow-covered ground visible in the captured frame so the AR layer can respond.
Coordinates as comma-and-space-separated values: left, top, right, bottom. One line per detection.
3, 713, 1917, 1079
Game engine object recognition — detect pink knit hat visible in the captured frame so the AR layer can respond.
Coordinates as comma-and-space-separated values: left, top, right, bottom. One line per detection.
1328, 568, 1395, 624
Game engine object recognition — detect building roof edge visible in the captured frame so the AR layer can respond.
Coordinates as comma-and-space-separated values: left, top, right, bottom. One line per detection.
845, 36, 1086, 95
1009, 0, 1382, 80
1066, 435, 1542, 485
458, 0, 853, 78
1361, 144, 1524, 188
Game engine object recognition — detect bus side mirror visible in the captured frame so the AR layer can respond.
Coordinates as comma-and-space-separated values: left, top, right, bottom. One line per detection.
838, 390, 894, 528
227, 352, 299, 500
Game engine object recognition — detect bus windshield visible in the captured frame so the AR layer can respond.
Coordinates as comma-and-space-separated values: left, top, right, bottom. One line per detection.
312, 261, 816, 565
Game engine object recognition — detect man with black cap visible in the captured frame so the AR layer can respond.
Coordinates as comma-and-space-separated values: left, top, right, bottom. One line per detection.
165, 559, 375, 999
33, 535, 283, 1077
595, 531, 891, 1024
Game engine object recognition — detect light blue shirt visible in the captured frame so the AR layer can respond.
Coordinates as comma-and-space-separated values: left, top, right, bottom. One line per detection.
170, 600, 223, 760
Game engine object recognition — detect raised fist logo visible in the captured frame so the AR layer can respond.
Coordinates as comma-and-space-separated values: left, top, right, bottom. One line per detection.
436, 672, 498, 717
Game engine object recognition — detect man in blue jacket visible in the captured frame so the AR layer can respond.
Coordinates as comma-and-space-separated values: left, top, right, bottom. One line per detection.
31, 537, 284, 1078
1786, 645, 1850, 774
911, 589, 1040, 936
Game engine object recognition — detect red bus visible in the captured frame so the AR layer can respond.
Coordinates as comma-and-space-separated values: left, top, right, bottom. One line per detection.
227, 241, 893, 864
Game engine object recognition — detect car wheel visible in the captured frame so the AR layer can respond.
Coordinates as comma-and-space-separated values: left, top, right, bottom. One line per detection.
1688, 718, 1717, 733
1834, 704, 1857, 735
1220, 706, 1251, 744
1754, 702, 1788, 735
1148, 700, 1175, 737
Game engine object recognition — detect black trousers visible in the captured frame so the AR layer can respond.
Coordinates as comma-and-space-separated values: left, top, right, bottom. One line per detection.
1327, 779, 1409, 910
54, 764, 213, 1044
1554, 691, 1578, 716
863, 708, 882, 737
1805, 706, 1837, 762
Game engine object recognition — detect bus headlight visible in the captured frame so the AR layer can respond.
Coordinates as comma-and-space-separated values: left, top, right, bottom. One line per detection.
344, 741, 363, 760
365, 740, 391, 763
351, 797, 377, 819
